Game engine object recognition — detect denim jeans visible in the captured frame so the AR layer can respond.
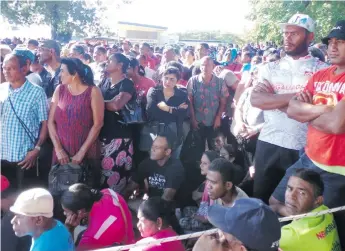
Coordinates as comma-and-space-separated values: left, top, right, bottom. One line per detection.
272, 153, 345, 208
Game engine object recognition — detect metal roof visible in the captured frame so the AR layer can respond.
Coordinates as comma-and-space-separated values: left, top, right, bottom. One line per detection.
118, 21, 168, 31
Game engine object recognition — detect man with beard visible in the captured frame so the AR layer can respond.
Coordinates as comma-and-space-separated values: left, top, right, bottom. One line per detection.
250, 14, 328, 204
271, 20, 345, 250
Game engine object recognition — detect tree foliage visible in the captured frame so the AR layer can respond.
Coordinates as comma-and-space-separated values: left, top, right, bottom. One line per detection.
1, 0, 99, 40
0, 0, 132, 41
246, 0, 345, 44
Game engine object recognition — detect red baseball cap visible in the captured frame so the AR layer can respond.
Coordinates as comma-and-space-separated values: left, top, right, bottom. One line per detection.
1, 175, 10, 192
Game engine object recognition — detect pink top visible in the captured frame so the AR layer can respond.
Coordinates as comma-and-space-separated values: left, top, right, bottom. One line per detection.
130, 228, 185, 251
78, 189, 135, 250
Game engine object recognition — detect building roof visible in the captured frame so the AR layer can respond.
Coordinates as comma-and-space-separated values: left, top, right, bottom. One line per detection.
118, 21, 168, 32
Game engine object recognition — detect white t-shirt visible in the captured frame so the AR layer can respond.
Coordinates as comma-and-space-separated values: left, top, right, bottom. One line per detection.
26, 72, 42, 87
145, 66, 156, 80
258, 55, 328, 150
89, 62, 105, 86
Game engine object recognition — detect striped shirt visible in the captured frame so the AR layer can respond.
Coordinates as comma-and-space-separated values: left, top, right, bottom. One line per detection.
0, 80, 48, 162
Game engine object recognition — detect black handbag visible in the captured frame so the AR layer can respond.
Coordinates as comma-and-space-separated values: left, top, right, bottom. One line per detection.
48, 162, 91, 195
180, 129, 204, 163
120, 101, 146, 125
139, 122, 182, 152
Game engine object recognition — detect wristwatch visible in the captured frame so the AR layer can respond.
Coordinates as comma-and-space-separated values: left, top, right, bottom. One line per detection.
34, 145, 41, 151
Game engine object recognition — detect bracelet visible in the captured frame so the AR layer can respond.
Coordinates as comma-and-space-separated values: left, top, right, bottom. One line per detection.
56, 149, 64, 154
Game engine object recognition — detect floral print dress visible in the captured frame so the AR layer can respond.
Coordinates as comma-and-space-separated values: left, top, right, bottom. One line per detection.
100, 138, 133, 194
99, 78, 136, 194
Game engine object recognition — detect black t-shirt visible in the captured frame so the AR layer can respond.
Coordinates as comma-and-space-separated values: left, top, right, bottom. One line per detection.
99, 78, 136, 139
38, 68, 53, 98
43, 66, 61, 99
132, 158, 185, 198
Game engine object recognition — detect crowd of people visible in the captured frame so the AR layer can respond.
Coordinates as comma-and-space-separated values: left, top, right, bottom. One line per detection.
1, 13, 345, 251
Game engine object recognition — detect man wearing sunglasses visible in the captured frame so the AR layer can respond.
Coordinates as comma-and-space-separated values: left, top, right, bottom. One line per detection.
38, 40, 62, 100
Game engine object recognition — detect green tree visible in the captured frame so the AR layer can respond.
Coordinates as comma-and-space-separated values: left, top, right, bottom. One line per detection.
0, 0, 133, 41
1, 0, 98, 40
246, 0, 345, 44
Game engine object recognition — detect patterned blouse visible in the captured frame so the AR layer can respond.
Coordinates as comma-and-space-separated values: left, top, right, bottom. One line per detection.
187, 74, 229, 126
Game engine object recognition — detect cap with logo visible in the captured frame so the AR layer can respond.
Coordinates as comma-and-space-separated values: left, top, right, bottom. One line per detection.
208, 198, 281, 251
279, 13, 315, 33
12, 48, 35, 63
10, 188, 54, 218
322, 20, 345, 45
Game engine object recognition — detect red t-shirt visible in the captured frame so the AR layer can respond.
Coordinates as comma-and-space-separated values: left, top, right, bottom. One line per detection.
147, 56, 156, 70
78, 189, 135, 250
304, 65, 345, 168
130, 228, 185, 251
135, 76, 156, 101
178, 79, 188, 87
225, 63, 242, 79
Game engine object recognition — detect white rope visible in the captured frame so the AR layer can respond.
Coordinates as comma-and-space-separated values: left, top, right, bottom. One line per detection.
278, 205, 345, 222
93, 205, 345, 251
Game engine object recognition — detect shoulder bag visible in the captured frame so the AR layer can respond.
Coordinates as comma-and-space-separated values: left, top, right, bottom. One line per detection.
8, 96, 39, 177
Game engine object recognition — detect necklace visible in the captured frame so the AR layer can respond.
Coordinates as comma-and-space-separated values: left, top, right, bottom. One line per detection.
110, 78, 125, 89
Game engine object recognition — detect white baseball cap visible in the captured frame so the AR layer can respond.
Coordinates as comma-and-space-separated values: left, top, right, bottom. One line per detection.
279, 14, 316, 33
10, 188, 54, 218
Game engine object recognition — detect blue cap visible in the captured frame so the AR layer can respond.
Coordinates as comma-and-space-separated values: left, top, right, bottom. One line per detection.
12, 48, 35, 63
208, 198, 281, 251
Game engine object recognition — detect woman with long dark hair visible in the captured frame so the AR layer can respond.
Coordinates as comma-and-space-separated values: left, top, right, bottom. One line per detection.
130, 197, 185, 251
48, 58, 104, 186
98, 53, 136, 194
61, 183, 134, 250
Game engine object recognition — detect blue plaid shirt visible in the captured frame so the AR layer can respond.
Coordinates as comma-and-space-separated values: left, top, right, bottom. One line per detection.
0, 80, 48, 162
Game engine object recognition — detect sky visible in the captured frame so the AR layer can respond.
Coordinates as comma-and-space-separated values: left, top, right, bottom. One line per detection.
108, 0, 252, 34
1, 0, 251, 38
